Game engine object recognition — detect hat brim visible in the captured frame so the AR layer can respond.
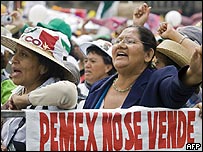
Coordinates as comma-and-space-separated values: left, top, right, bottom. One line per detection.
156, 40, 193, 67
80, 42, 112, 58
1, 35, 78, 84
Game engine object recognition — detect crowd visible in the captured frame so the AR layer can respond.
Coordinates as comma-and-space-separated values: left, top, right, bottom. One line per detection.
1, 2, 202, 151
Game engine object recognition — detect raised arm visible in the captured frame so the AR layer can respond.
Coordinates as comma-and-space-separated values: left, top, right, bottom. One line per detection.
182, 46, 202, 86
133, 2, 151, 26
158, 22, 200, 51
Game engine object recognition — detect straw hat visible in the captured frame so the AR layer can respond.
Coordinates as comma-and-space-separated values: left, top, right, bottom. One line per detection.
156, 39, 194, 67
79, 39, 113, 58
1, 26, 79, 85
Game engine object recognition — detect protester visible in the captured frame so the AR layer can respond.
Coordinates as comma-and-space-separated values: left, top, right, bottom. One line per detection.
78, 39, 116, 95
7, 11, 81, 69
132, 2, 202, 110
5, 1, 201, 108
1, 26, 79, 151
156, 22, 202, 108
82, 25, 202, 109
76, 39, 117, 106
156, 40, 202, 107
11, 39, 117, 107
130, 2, 202, 118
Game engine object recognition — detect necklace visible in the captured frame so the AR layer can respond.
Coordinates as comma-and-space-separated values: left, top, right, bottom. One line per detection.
112, 78, 133, 93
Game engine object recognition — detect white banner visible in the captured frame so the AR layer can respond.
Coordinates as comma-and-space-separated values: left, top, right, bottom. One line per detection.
25, 106, 202, 151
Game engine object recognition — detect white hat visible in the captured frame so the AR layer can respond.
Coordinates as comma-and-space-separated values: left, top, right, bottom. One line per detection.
79, 39, 112, 58
1, 26, 79, 85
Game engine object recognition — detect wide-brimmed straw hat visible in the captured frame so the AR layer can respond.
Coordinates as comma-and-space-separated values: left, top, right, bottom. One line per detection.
1, 26, 79, 85
79, 39, 113, 58
156, 39, 194, 67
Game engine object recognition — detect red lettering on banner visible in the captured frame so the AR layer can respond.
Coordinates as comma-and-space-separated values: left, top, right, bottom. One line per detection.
102, 112, 113, 151
40, 113, 49, 151
112, 112, 122, 151
86, 113, 98, 151
124, 113, 134, 150
76, 113, 85, 151
148, 111, 158, 149
147, 111, 195, 150
50, 113, 58, 151
158, 111, 166, 149
38, 109, 196, 151
167, 111, 177, 148
187, 111, 195, 143
59, 112, 74, 151
124, 112, 142, 150
133, 112, 142, 150
177, 111, 186, 148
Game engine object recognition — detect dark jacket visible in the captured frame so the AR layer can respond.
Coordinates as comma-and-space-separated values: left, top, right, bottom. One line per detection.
83, 65, 197, 109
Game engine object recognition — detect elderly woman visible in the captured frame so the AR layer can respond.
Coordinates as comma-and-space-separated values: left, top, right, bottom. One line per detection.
1, 26, 79, 151
82, 25, 202, 109
156, 22, 202, 109
78, 39, 116, 98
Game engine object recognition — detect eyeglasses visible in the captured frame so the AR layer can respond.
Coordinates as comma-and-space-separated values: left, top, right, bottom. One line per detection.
111, 38, 152, 46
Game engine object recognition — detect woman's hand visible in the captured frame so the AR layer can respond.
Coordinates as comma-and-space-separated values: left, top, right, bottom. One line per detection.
133, 3, 151, 26
184, 46, 202, 86
157, 22, 176, 39
8, 94, 30, 110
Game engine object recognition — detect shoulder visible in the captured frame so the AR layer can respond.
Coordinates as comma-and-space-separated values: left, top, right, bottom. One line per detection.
152, 65, 178, 77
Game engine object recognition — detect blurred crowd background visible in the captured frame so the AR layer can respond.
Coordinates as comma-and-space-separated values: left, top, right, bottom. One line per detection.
2, 1, 202, 16
1, 1, 202, 39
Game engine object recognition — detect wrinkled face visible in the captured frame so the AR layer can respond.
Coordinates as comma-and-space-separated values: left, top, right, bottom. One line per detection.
84, 52, 112, 85
111, 27, 150, 73
11, 44, 45, 90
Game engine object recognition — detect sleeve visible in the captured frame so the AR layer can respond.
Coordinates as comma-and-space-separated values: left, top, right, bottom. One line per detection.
28, 81, 78, 109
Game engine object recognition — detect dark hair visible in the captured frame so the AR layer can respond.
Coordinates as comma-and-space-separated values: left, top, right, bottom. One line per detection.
133, 25, 157, 52
86, 45, 116, 75
35, 53, 67, 81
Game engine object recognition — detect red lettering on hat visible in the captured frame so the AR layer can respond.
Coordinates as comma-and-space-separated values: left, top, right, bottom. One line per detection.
25, 36, 41, 46
39, 30, 59, 52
